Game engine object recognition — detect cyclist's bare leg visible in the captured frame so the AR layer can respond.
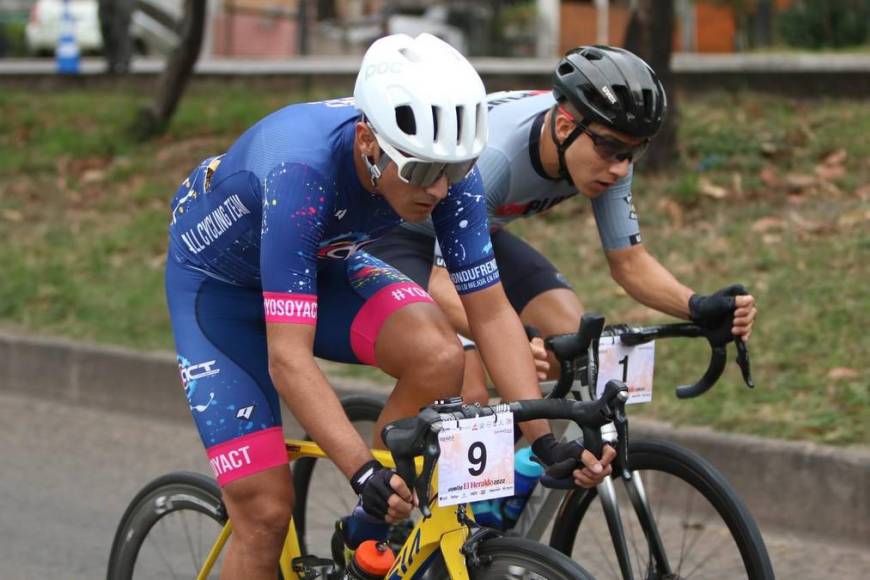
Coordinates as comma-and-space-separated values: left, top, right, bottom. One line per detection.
373, 302, 465, 447
519, 288, 584, 380
461, 348, 489, 405
219, 465, 294, 580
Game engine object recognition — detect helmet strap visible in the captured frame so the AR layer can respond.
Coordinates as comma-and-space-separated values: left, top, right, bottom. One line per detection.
549, 106, 585, 187
362, 150, 391, 189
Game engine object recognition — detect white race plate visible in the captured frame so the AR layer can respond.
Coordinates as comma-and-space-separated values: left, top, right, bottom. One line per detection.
596, 337, 656, 404
437, 412, 515, 506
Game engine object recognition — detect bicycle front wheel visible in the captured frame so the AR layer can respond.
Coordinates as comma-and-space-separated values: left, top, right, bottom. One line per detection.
107, 471, 227, 580
292, 393, 385, 556
550, 438, 773, 579
467, 537, 594, 579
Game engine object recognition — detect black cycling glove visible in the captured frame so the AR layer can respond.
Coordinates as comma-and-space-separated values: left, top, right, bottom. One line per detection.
350, 460, 400, 521
688, 284, 748, 346
532, 433, 585, 482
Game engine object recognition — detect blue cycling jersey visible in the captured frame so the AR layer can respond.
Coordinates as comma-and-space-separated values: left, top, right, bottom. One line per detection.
168, 97, 498, 316
164, 97, 500, 485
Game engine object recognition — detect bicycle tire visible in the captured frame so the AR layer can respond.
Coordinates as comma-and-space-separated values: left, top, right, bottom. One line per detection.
107, 471, 227, 580
420, 536, 595, 580
550, 438, 774, 579
292, 393, 386, 556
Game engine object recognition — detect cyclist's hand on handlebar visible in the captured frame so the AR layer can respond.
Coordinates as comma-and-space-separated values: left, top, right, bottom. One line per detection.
574, 445, 616, 488
530, 336, 550, 380
351, 460, 417, 524
732, 294, 757, 342
689, 284, 755, 345
532, 434, 614, 489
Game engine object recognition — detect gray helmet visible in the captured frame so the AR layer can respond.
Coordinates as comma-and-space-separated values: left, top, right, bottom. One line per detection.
553, 45, 667, 138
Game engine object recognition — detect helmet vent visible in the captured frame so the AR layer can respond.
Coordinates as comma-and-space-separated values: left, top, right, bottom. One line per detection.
612, 85, 631, 111
455, 106, 464, 145
642, 89, 654, 120
398, 47, 423, 63
431, 106, 440, 142
557, 62, 574, 77
395, 105, 417, 135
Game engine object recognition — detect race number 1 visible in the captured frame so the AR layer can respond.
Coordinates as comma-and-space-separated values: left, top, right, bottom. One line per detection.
596, 336, 656, 404
437, 413, 515, 506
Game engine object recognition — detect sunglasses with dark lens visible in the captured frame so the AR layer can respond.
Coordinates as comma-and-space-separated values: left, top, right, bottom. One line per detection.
558, 106, 650, 162
370, 126, 477, 188
398, 157, 477, 188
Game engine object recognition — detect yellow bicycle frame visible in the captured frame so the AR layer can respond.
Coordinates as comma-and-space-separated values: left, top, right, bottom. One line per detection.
196, 439, 476, 580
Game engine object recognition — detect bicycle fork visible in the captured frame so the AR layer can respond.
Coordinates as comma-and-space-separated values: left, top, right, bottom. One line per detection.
598, 468, 673, 579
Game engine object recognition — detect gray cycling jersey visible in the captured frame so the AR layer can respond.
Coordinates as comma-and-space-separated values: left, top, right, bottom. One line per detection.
404, 90, 642, 252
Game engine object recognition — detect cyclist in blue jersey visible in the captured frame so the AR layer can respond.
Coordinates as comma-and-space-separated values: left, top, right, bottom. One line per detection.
368, 46, 758, 402
165, 34, 613, 579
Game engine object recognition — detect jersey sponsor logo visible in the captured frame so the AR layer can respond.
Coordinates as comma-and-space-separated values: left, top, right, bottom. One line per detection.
263, 293, 318, 324
317, 235, 377, 259
449, 257, 500, 294
389, 285, 430, 302
487, 89, 550, 110
179, 359, 221, 387
236, 405, 255, 420
334, 208, 347, 220
495, 195, 570, 217
365, 61, 403, 79
178, 194, 252, 254
322, 97, 355, 108
209, 445, 253, 478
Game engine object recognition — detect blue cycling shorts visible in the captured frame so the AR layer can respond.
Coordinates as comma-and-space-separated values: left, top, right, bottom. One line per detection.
165, 251, 432, 486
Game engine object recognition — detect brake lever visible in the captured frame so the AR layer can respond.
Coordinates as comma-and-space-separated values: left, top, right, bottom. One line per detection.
735, 339, 756, 389
416, 434, 440, 518
612, 391, 630, 480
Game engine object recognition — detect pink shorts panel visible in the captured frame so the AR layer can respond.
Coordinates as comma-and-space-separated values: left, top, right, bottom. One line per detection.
350, 282, 434, 366
206, 426, 288, 487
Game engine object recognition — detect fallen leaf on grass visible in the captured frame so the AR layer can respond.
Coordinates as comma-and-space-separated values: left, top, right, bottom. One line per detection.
751, 217, 785, 233
657, 198, 684, 227
821, 149, 847, 166
759, 166, 780, 186
815, 163, 845, 182
785, 173, 816, 191
80, 169, 105, 184
827, 367, 859, 381
698, 176, 728, 199
1, 209, 24, 222
837, 209, 870, 227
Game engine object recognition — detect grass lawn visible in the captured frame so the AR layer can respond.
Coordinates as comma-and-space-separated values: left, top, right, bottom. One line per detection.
1, 85, 867, 446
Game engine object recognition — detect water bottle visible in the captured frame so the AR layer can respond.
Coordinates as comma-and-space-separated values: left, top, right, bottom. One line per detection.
471, 498, 505, 530
342, 540, 395, 579
502, 447, 544, 529
56, 0, 80, 75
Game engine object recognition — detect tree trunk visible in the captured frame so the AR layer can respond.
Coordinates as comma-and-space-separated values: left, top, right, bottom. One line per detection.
627, 0, 678, 172
131, 0, 207, 140
98, 0, 134, 74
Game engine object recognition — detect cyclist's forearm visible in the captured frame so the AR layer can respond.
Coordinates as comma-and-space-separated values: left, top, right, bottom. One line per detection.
466, 297, 551, 442
608, 246, 694, 319
270, 355, 372, 479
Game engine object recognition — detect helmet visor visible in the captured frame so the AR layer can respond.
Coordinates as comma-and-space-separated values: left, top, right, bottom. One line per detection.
375, 133, 477, 188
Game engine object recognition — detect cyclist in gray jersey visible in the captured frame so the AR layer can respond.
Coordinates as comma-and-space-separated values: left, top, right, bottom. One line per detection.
368, 46, 757, 410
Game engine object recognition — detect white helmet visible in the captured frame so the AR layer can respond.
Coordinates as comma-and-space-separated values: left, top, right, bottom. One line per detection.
354, 33, 488, 171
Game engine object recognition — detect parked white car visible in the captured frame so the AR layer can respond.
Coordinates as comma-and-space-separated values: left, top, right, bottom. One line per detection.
26, 0, 102, 55
25, 0, 179, 57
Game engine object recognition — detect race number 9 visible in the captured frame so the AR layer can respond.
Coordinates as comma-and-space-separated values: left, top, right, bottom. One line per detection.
468, 442, 487, 476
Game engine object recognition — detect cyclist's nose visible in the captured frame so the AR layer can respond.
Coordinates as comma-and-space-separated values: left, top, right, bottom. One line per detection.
424, 175, 449, 200
609, 158, 631, 177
